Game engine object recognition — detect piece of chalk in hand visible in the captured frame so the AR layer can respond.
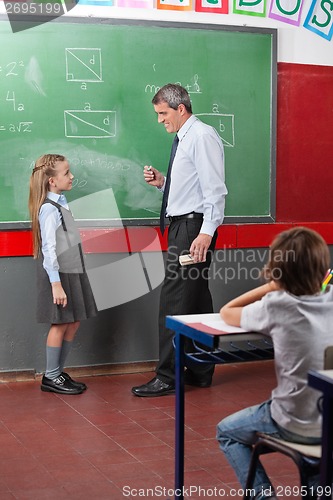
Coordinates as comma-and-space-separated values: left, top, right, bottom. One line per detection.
147, 166, 152, 171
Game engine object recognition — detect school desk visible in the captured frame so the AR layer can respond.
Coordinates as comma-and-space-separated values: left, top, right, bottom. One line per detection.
308, 369, 333, 497
166, 313, 274, 500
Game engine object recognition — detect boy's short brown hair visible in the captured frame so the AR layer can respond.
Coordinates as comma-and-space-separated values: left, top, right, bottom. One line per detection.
263, 227, 330, 295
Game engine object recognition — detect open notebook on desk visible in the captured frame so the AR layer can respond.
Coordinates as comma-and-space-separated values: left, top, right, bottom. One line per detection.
173, 313, 248, 335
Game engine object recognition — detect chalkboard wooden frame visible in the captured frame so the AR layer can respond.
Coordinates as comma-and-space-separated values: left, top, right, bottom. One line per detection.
0, 16, 277, 229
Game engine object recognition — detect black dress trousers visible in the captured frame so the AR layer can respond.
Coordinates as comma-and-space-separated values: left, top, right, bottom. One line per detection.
156, 217, 217, 384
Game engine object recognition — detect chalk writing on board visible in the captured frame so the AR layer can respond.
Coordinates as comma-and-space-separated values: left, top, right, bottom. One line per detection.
70, 157, 131, 171
196, 113, 235, 147
186, 74, 201, 94
144, 74, 202, 95
64, 110, 116, 138
0, 60, 24, 77
65, 48, 103, 83
6, 91, 24, 111
0, 121, 33, 132
72, 179, 88, 188
25, 149, 135, 176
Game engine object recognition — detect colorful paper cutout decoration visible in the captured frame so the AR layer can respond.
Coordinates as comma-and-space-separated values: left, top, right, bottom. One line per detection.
78, 0, 113, 5
195, 0, 228, 14
117, 0, 153, 7
304, 0, 333, 41
269, 0, 304, 26
233, 0, 267, 17
157, 0, 192, 11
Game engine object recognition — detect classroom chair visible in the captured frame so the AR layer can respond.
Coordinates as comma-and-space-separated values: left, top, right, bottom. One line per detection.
243, 345, 333, 500
243, 434, 321, 499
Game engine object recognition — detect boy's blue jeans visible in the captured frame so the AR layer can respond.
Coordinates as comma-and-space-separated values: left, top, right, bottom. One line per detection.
216, 400, 320, 500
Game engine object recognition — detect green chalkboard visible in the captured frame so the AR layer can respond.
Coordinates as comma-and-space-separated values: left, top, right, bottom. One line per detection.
0, 17, 276, 227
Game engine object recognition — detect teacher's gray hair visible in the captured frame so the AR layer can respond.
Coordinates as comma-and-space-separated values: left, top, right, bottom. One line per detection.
152, 83, 192, 113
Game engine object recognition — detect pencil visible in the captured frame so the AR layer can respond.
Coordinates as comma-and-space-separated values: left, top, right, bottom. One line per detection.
322, 269, 333, 291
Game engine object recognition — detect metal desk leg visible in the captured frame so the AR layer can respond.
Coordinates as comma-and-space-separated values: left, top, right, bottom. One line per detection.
175, 332, 185, 500
320, 396, 333, 497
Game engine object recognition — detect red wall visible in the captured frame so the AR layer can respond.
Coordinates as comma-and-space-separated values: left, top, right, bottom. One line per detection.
276, 63, 333, 222
1, 62, 333, 257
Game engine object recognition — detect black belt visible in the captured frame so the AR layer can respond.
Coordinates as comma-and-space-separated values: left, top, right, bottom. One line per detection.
168, 212, 203, 223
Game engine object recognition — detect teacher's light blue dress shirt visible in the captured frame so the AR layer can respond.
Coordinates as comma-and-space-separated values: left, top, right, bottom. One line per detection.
163, 115, 227, 236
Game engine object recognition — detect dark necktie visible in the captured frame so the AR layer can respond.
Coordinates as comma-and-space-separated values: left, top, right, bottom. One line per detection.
160, 135, 179, 234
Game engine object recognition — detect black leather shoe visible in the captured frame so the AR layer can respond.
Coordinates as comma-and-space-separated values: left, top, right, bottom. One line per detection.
131, 377, 175, 397
61, 372, 87, 391
184, 370, 212, 388
41, 374, 83, 395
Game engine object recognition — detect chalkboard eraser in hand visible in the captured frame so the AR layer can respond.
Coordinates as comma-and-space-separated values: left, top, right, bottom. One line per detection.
179, 254, 195, 266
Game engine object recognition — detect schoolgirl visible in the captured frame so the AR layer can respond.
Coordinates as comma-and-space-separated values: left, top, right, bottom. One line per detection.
29, 154, 97, 394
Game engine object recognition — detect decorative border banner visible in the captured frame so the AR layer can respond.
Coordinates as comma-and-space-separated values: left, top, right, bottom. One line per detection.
157, 0, 192, 11
233, 0, 267, 17
269, 0, 304, 26
78, 0, 113, 5
303, 0, 333, 40
117, 0, 153, 7
76, 0, 333, 41
195, 0, 228, 14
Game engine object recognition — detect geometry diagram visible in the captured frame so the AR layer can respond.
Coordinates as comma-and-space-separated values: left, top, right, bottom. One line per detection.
196, 113, 235, 147
65, 48, 103, 82
64, 110, 116, 138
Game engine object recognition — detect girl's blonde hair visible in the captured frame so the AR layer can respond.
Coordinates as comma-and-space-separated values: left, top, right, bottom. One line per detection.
29, 154, 66, 258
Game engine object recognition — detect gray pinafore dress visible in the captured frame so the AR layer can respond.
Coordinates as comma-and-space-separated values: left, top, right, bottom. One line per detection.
36, 199, 98, 324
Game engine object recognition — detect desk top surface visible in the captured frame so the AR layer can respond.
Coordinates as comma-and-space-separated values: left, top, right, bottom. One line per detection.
167, 313, 274, 356
167, 313, 269, 343
168, 313, 248, 335
310, 370, 333, 381
308, 369, 333, 395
